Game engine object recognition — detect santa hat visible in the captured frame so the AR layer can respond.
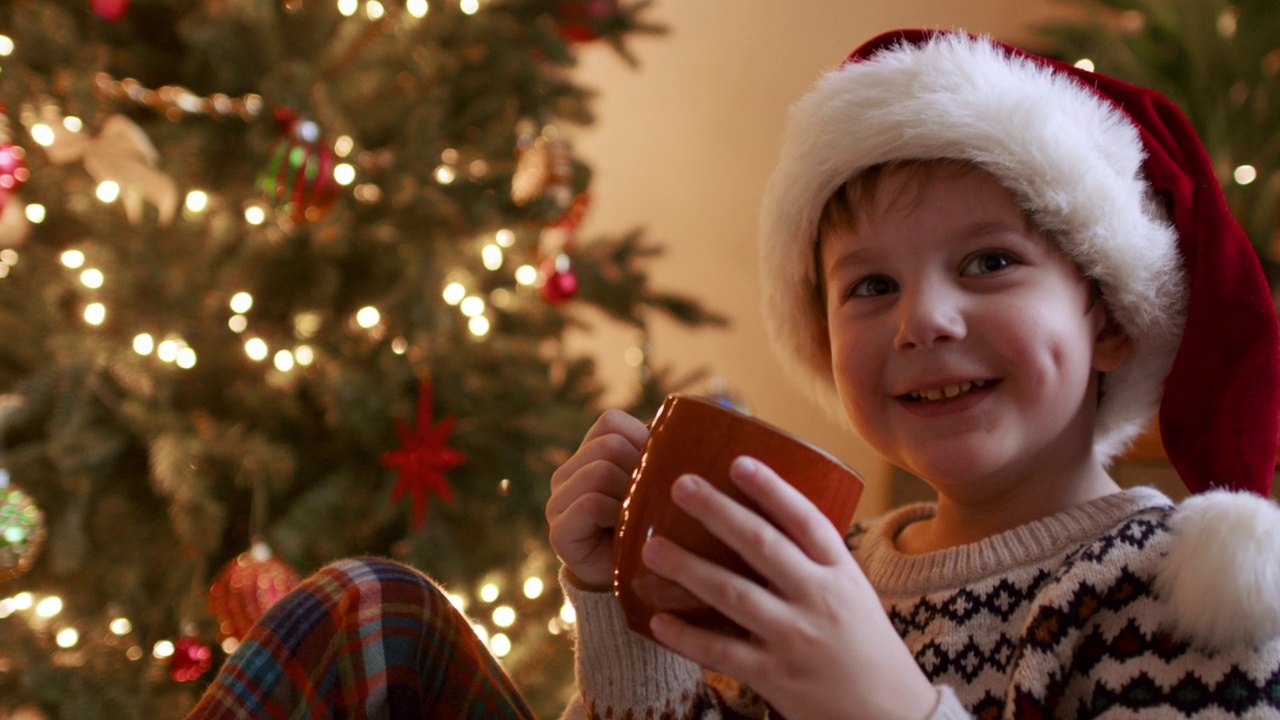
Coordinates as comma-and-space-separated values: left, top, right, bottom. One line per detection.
759, 28, 1280, 496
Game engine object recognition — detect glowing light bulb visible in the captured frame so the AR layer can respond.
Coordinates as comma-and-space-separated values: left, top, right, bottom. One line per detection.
443, 282, 466, 305
245, 338, 269, 361
35, 596, 63, 618
29, 124, 54, 147
434, 165, 456, 184
244, 206, 266, 225
84, 302, 106, 325
12, 592, 33, 609
63, 116, 83, 132
406, 0, 428, 17
153, 640, 175, 659
273, 350, 295, 372
176, 348, 197, 369
110, 618, 132, 635
55, 628, 79, 648
230, 292, 253, 314
334, 136, 354, 157
492, 605, 516, 627
460, 0, 479, 14
459, 296, 485, 317
334, 163, 356, 186
468, 316, 490, 337
96, 181, 120, 203
157, 339, 179, 363
515, 264, 538, 286
559, 601, 576, 625
25, 204, 45, 223
185, 191, 209, 213
523, 577, 544, 599
1074, 58, 1095, 72
80, 268, 104, 288
356, 306, 380, 328
337, 0, 358, 16
295, 345, 315, 365
133, 333, 155, 355
61, 250, 85, 269
229, 314, 248, 333
490, 633, 511, 657
495, 229, 515, 247
482, 244, 503, 270
1234, 164, 1258, 185
0, 35, 13, 56
479, 583, 499, 603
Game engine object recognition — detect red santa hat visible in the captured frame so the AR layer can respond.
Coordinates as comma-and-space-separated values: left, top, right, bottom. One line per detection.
758, 28, 1280, 496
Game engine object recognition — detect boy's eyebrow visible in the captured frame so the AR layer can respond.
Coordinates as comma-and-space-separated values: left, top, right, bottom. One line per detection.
822, 246, 876, 278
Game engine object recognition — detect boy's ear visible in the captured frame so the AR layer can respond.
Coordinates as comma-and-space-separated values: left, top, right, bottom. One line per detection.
1092, 309, 1132, 373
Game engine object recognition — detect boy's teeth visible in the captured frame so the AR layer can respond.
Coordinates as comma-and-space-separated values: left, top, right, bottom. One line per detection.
909, 380, 986, 401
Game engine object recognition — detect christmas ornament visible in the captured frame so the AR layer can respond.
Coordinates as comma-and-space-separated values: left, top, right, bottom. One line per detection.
511, 119, 572, 207
257, 111, 339, 223
169, 637, 213, 682
0, 143, 28, 194
0, 469, 45, 583
0, 193, 31, 247
91, 0, 130, 21
537, 252, 579, 305
207, 542, 301, 642
381, 380, 466, 529
30, 110, 178, 225
554, 0, 618, 43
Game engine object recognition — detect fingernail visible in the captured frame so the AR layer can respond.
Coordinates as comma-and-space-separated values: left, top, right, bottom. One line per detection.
672, 474, 698, 499
732, 456, 759, 475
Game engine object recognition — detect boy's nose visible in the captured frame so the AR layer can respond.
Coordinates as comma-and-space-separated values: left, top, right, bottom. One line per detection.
893, 284, 966, 350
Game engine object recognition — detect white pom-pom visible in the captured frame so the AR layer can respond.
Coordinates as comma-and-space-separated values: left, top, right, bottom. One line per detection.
1155, 490, 1280, 649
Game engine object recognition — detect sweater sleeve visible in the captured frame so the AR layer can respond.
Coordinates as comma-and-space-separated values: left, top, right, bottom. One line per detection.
559, 573, 768, 720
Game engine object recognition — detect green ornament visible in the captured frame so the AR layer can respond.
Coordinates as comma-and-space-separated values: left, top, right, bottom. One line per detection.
0, 471, 45, 583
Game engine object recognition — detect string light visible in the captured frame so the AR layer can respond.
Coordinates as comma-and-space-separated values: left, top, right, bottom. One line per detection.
434, 165, 456, 184
55, 628, 79, 648
133, 334, 154, 355
295, 345, 315, 365
63, 116, 83, 132
245, 338, 269, 361
93, 73, 263, 122
479, 583, 499, 603
96, 181, 121, 203
228, 315, 248, 333
0, 35, 13, 56
84, 303, 106, 325
25, 204, 45, 223
60, 250, 85, 269
244, 206, 266, 225
157, 338, 180, 363
407, 0, 429, 18
356, 306, 380, 328
481, 244, 503, 270
390, 337, 407, 355
273, 350, 295, 372
490, 633, 511, 657
523, 577, 544, 600
152, 640, 174, 659
468, 316, 490, 337
559, 601, 576, 625
366, 0, 385, 19
176, 347, 197, 369
229, 292, 253, 314
492, 605, 515, 627
459, 296, 485, 317
337, 0, 358, 16
334, 136, 354, 157
185, 191, 209, 213
80, 268, 104, 288
442, 282, 466, 305
1234, 164, 1258, 185
1073, 58, 1096, 72
34, 596, 62, 618
29, 123, 55, 147
334, 163, 356, 186
460, 0, 479, 15
109, 618, 132, 635
514, 264, 538, 286
495, 229, 515, 247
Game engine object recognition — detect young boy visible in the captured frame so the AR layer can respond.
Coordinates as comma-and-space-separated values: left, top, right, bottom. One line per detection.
189, 28, 1280, 720
548, 28, 1280, 719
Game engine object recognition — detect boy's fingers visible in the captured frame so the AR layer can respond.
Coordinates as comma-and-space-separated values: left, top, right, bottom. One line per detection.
546, 457, 633, 520
728, 456, 849, 567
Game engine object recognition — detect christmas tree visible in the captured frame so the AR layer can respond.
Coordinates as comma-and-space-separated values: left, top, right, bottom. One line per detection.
1038, 0, 1280, 284
0, 0, 723, 717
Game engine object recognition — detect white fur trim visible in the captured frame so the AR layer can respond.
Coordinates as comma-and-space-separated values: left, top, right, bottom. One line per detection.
1155, 490, 1280, 649
758, 33, 1188, 461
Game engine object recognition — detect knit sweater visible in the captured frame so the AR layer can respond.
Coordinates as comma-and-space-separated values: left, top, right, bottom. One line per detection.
562, 487, 1280, 719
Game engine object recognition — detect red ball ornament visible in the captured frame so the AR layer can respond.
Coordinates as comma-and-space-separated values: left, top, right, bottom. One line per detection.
0, 143, 29, 194
91, 0, 130, 22
257, 117, 339, 223
537, 253, 579, 305
207, 543, 301, 642
554, 0, 617, 43
169, 637, 213, 682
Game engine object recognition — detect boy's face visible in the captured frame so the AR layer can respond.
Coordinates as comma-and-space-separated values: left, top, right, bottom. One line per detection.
819, 167, 1129, 493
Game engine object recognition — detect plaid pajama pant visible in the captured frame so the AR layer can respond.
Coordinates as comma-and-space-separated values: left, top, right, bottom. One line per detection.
187, 557, 536, 719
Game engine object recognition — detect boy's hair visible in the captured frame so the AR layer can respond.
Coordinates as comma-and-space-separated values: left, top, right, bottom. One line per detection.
757, 29, 1280, 496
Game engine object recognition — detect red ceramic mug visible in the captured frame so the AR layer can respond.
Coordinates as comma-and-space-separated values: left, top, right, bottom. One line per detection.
612, 393, 864, 643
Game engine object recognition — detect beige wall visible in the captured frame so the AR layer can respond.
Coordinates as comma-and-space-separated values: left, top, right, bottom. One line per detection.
567, 1, 1072, 517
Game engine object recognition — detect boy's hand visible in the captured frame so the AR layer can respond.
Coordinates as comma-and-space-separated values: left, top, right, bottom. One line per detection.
641, 456, 938, 720
547, 409, 648, 591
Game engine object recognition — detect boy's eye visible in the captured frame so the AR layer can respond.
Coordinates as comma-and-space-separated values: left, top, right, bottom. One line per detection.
849, 274, 898, 298
960, 250, 1015, 276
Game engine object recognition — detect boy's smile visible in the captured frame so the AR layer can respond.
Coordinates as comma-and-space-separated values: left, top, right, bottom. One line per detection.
820, 164, 1129, 521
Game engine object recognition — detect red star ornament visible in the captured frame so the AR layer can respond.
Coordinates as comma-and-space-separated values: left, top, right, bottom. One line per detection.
381, 381, 466, 529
